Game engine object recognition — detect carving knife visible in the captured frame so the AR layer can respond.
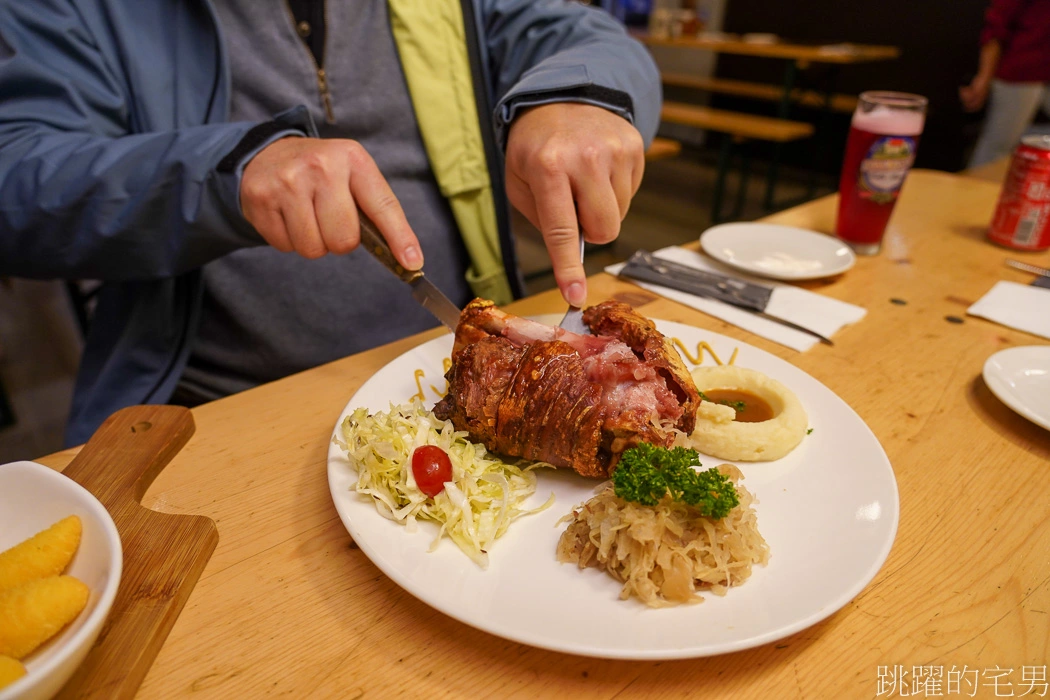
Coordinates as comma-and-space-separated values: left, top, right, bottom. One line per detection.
619, 250, 834, 345
357, 214, 462, 331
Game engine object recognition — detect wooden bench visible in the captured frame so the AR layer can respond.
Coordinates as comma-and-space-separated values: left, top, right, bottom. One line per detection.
661, 73, 859, 113
645, 136, 682, 161
661, 101, 814, 143
659, 101, 815, 221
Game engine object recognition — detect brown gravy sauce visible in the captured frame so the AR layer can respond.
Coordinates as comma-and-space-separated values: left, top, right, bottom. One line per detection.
702, 389, 775, 423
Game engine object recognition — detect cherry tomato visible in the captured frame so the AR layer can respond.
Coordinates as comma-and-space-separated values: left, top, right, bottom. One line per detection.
411, 445, 454, 498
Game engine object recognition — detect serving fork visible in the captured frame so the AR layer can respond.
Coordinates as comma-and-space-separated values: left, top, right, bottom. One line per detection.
557, 237, 589, 334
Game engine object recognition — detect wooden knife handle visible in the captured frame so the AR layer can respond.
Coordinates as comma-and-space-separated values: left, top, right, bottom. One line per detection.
358, 213, 422, 284
58, 405, 218, 699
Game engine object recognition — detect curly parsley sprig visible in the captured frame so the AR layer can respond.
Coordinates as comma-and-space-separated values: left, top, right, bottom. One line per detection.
612, 443, 740, 519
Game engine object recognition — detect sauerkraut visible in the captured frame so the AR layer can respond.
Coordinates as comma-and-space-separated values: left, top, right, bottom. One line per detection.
556, 464, 768, 606
336, 399, 553, 568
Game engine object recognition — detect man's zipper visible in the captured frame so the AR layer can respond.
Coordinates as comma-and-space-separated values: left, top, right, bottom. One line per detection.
282, 0, 335, 124
458, 0, 525, 298
315, 68, 335, 124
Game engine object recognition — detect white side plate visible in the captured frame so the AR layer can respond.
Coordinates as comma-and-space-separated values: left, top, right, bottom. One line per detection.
700, 222, 856, 281
983, 345, 1050, 431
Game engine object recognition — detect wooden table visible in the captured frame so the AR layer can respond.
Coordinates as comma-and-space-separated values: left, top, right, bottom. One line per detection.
38, 169, 1049, 697
634, 31, 901, 66
636, 30, 901, 213
963, 156, 1012, 186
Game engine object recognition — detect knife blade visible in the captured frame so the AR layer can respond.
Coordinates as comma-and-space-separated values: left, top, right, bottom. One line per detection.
357, 213, 462, 331
619, 250, 834, 345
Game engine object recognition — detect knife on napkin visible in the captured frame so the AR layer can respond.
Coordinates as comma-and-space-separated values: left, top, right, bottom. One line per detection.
358, 214, 462, 331
619, 250, 834, 345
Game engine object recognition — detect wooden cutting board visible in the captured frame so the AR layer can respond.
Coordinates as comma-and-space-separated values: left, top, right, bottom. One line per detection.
55, 405, 218, 699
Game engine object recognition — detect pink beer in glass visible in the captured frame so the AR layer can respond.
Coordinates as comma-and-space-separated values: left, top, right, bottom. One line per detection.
836, 91, 927, 254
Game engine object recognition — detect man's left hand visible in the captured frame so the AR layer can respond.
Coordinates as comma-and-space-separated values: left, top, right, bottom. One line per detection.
505, 103, 645, 307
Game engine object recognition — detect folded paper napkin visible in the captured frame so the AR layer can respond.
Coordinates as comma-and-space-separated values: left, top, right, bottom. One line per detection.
605, 246, 867, 352
967, 280, 1050, 340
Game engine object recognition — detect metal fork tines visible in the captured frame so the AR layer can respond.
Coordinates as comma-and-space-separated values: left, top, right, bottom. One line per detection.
1006, 259, 1050, 277
557, 237, 589, 334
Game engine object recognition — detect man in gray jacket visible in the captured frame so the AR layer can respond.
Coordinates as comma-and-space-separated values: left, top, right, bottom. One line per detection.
0, 0, 661, 444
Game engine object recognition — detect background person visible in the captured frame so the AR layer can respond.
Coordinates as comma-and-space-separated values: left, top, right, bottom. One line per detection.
960, 0, 1050, 167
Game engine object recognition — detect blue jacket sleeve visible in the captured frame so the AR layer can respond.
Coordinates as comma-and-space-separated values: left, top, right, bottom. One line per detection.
0, 1, 307, 281
479, 0, 662, 150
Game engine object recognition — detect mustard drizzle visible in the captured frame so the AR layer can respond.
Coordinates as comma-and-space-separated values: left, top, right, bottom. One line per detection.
672, 338, 738, 366
411, 357, 452, 402
411, 369, 427, 402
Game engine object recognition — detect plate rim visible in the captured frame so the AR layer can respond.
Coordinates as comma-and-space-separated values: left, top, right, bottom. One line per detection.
982, 344, 1050, 431
326, 320, 899, 659
699, 222, 857, 281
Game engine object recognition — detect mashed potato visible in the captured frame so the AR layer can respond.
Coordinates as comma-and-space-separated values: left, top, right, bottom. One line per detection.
677, 365, 808, 462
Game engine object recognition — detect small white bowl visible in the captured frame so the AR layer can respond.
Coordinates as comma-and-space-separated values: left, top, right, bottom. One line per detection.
0, 461, 123, 700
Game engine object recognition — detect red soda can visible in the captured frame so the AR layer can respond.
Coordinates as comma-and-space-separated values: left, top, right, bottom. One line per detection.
988, 134, 1050, 251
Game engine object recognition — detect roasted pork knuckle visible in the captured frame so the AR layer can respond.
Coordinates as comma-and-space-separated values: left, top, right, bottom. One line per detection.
433, 299, 700, 477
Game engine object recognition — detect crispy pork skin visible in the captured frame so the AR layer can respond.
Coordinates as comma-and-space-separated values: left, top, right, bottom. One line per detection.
433, 299, 700, 477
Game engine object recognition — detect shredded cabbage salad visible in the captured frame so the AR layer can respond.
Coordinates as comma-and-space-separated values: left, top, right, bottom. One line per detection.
335, 399, 553, 568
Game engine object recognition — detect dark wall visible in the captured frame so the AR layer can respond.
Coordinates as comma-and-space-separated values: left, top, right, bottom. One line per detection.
713, 0, 990, 173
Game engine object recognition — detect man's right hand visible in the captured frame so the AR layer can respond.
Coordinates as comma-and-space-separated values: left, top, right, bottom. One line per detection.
240, 137, 422, 269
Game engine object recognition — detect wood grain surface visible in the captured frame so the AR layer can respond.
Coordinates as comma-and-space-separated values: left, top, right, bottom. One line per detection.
37, 170, 1049, 698
53, 405, 218, 699
963, 156, 1011, 185
661, 101, 815, 142
632, 31, 901, 64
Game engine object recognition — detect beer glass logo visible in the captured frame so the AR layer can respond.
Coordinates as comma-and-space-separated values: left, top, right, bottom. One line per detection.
859, 136, 916, 203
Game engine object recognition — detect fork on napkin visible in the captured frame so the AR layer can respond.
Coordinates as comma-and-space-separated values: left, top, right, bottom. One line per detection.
605, 246, 867, 352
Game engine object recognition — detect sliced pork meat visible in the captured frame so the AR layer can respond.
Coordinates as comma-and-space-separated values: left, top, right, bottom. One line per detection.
433, 299, 700, 477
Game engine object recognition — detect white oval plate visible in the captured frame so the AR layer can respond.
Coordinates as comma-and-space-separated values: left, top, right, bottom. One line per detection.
700, 223, 856, 281
983, 345, 1050, 431
327, 320, 898, 660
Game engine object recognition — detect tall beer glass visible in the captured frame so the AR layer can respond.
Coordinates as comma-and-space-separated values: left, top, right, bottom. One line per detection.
835, 92, 927, 255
